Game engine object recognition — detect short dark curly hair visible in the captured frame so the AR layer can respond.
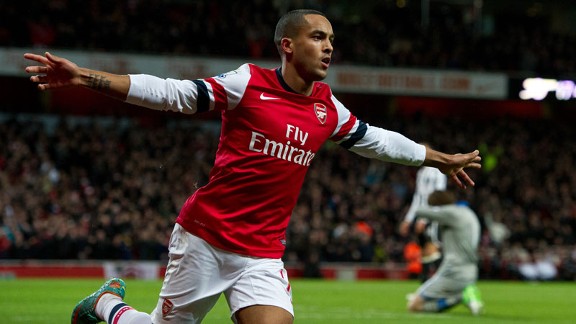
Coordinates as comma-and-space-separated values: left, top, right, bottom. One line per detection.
428, 190, 457, 206
274, 9, 326, 55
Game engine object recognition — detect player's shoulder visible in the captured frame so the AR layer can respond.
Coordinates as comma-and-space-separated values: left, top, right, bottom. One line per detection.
244, 63, 277, 76
239, 63, 284, 86
215, 63, 252, 79
313, 80, 333, 94
308, 81, 335, 106
213, 63, 275, 90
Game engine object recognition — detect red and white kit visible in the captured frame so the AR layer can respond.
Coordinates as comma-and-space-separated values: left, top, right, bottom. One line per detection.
127, 63, 426, 259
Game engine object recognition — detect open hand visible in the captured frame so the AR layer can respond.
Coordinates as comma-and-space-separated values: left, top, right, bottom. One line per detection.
437, 150, 482, 189
24, 52, 81, 90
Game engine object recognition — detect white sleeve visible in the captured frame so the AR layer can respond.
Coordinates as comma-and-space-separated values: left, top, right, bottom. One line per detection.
404, 173, 426, 223
125, 74, 200, 114
435, 169, 448, 190
404, 167, 447, 223
349, 125, 426, 166
329, 95, 425, 166
125, 64, 251, 114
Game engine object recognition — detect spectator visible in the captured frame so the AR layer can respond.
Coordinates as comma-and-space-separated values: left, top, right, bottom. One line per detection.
2, 1, 576, 75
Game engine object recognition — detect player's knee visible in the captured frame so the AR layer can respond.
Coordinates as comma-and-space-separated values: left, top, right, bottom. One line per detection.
406, 294, 423, 312
407, 302, 420, 312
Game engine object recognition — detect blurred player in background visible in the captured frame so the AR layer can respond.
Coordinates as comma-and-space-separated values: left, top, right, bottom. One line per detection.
24, 9, 481, 324
399, 157, 447, 282
406, 190, 484, 315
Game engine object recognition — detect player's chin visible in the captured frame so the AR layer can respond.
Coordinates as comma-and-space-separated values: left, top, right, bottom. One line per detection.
312, 69, 328, 81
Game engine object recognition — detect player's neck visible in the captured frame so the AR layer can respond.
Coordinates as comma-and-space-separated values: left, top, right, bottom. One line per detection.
280, 64, 314, 96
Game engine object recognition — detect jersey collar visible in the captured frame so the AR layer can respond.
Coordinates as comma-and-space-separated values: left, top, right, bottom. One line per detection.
275, 68, 299, 94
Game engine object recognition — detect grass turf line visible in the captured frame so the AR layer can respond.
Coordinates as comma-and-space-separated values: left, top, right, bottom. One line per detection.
1, 279, 575, 323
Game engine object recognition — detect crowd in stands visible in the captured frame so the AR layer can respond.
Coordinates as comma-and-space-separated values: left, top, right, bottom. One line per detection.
2, 0, 576, 76
1, 113, 576, 281
2, 0, 576, 281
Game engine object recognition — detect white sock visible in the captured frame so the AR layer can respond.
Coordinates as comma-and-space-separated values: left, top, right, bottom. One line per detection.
109, 308, 152, 324
96, 293, 152, 324
96, 293, 123, 321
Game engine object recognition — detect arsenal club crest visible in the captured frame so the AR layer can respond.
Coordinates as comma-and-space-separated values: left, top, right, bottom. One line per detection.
314, 103, 327, 124
162, 298, 174, 317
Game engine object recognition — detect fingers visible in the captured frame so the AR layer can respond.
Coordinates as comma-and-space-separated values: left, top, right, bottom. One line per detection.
442, 150, 481, 189
463, 156, 482, 170
472, 152, 482, 163
28, 75, 49, 90
459, 150, 481, 170
25, 66, 48, 74
24, 52, 50, 66
467, 162, 482, 170
465, 150, 481, 162
24, 52, 62, 71
24, 53, 52, 77
458, 170, 475, 187
451, 169, 475, 190
45, 52, 60, 64
398, 222, 409, 236
24, 53, 44, 61
24, 53, 54, 88
31, 75, 50, 83
450, 174, 464, 189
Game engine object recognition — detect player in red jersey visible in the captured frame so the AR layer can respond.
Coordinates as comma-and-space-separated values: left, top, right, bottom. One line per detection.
25, 9, 481, 324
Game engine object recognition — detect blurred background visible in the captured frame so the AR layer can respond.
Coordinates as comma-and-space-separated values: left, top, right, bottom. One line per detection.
1, 0, 576, 282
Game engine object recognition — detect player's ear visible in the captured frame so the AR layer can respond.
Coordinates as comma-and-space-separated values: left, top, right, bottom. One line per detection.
281, 38, 293, 55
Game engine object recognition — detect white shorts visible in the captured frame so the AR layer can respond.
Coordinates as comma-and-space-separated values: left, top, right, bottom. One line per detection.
150, 224, 293, 323
417, 264, 477, 300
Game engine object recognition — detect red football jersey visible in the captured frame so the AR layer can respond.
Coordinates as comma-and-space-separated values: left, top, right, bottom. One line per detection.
127, 63, 424, 258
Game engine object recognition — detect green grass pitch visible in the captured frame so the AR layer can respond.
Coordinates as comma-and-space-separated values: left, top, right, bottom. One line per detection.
1, 279, 575, 323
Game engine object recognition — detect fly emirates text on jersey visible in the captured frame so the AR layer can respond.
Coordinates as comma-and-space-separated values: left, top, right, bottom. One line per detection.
248, 124, 315, 166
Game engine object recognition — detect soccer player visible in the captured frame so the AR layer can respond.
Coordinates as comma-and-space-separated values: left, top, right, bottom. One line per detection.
406, 190, 484, 315
24, 9, 481, 324
399, 163, 447, 282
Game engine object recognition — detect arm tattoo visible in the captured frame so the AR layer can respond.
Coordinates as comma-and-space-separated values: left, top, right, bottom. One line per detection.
88, 74, 111, 92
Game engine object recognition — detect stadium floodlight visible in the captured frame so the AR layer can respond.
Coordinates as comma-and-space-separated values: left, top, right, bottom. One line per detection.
519, 77, 576, 101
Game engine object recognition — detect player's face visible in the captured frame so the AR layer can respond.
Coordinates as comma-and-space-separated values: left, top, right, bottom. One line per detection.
291, 14, 334, 82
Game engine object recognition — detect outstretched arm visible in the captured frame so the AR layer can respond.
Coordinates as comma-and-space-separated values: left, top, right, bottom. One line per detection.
423, 148, 481, 189
342, 123, 481, 189
24, 52, 130, 100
